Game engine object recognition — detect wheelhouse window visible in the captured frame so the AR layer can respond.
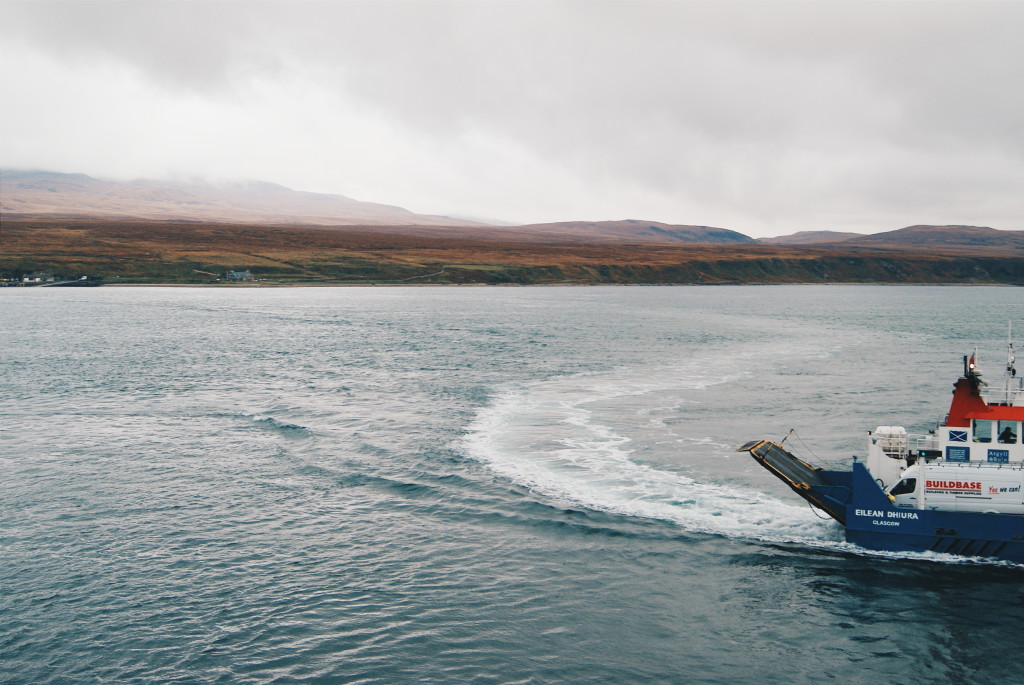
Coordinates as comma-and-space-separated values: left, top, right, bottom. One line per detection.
997, 421, 1018, 444
889, 478, 917, 496
973, 419, 993, 443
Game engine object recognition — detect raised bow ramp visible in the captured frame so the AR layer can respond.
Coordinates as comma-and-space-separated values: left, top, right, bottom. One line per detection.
737, 440, 850, 525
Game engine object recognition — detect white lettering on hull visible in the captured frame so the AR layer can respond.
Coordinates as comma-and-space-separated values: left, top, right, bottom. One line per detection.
854, 509, 919, 520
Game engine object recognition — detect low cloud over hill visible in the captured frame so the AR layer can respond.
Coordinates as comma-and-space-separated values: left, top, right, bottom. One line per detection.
1, 170, 478, 227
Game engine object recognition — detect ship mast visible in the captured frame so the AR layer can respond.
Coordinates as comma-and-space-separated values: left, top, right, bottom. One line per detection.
1002, 321, 1022, 406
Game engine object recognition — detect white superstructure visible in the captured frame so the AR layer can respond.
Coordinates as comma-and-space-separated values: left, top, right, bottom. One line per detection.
864, 338, 1024, 514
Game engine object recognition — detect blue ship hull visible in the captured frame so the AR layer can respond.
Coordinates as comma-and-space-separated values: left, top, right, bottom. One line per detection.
740, 440, 1024, 563
825, 462, 1024, 562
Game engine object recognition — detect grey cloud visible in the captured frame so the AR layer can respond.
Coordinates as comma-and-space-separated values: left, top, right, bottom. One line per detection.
1, 1, 1021, 234
1, 2, 273, 91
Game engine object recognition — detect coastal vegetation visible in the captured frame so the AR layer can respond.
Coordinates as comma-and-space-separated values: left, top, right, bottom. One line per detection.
3, 218, 1022, 286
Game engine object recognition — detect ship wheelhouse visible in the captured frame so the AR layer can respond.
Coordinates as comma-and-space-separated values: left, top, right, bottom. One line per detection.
866, 344, 1024, 489
938, 346, 1024, 465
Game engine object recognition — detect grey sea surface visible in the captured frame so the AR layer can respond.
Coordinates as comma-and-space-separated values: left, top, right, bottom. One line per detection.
3, 285, 1023, 684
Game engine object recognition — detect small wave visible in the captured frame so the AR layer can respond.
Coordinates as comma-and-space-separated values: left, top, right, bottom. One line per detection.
799, 539, 1024, 568
248, 415, 314, 436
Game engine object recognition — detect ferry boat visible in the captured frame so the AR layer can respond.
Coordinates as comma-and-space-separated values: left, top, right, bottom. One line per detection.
739, 337, 1024, 562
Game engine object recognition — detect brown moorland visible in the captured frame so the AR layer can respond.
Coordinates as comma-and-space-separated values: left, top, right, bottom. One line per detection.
2, 218, 1023, 285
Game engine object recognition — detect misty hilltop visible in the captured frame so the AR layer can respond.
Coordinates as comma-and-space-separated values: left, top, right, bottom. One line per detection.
0, 170, 480, 227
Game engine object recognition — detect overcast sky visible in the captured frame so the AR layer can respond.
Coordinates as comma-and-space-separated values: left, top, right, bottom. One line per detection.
2, 1, 1022, 236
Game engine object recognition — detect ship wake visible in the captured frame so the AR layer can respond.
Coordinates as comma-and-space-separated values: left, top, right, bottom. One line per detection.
463, 361, 841, 546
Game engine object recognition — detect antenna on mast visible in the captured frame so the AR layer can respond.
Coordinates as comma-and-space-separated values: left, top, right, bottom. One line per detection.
1004, 321, 1020, 405
1008, 321, 1016, 377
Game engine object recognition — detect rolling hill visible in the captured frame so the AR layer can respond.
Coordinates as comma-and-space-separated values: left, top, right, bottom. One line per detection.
507, 220, 754, 244
0, 170, 478, 227
757, 231, 863, 244
844, 225, 1024, 252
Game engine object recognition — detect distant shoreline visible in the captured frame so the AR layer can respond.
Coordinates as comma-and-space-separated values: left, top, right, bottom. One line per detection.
5, 217, 1023, 288
97, 281, 1020, 288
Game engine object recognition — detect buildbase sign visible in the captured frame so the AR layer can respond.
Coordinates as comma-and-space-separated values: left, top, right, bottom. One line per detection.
926, 480, 982, 494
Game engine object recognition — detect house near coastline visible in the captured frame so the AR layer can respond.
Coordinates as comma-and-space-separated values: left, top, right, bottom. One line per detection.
23, 271, 57, 283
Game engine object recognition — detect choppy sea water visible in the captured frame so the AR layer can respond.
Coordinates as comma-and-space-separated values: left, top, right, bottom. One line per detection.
3, 285, 1023, 684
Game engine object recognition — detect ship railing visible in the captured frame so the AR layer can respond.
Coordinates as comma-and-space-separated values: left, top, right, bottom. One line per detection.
981, 384, 1024, 407
908, 433, 940, 451
879, 433, 939, 458
933, 460, 1024, 470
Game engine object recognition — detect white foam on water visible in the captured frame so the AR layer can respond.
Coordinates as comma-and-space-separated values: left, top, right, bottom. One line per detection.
463, 351, 843, 546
